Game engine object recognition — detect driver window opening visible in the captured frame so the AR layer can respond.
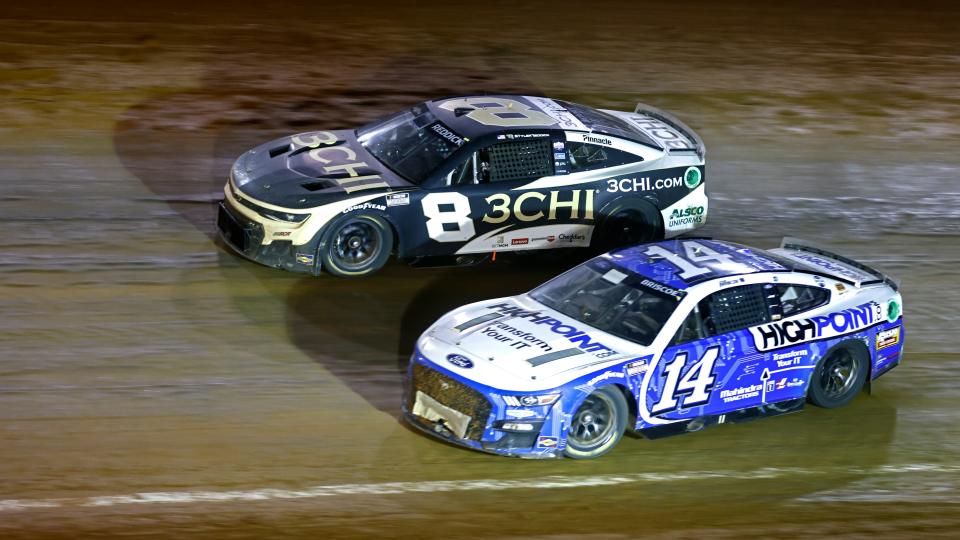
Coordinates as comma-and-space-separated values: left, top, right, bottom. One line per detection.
447, 152, 478, 186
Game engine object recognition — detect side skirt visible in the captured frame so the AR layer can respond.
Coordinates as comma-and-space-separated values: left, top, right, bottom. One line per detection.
637, 398, 806, 440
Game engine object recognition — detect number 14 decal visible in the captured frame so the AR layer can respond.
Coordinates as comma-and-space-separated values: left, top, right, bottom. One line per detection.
651, 346, 720, 414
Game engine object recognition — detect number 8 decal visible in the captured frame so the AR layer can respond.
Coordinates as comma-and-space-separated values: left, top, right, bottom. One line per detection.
437, 97, 556, 128
421, 192, 476, 242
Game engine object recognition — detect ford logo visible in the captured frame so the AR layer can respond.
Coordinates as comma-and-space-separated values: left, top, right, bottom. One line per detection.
446, 354, 473, 369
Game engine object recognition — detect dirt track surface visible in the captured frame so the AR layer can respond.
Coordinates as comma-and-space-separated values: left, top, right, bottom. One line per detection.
2, 1, 959, 537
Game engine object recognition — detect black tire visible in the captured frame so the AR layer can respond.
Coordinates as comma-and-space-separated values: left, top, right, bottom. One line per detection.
320, 214, 394, 278
564, 386, 628, 459
808, 342, 869, 408
593, 202, 662, 252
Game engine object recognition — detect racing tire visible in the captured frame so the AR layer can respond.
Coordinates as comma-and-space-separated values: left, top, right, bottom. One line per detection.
808, 342, 869, 409
593, 202, 662, 252
320, 214, 394, 278
564, 386, 628, 459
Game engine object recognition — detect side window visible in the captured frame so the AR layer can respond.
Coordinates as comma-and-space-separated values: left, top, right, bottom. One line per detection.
566, 142, 637, 172
700, 284, 771, 336
481, 138, 554, 183
776, 285, 830, 318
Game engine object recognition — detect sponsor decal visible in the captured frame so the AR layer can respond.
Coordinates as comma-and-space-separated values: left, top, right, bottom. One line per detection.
554, 152, 566, 160
582, 134, 612, 146
446, 354, 474, 369
789, 252, 866, 282
291, 132, 389, 193
667, 205, 705, 228
625, 116, 692, 149
626, 359, 649, 376
606, 175, 684, 193
536, 436, 559, 448
718, 277, 745, 287
639, 278, 686, 299
430, 123, 465, 146
486, 303, 618, 358
877, 326, 901, 350
386, 192, 410, 207
886, 298, 901, 323
295, 253, 315, 265
767, 377, 804, 393
493, 235, 509, 249
483, 189, 595, 224
273, 231, 292, 237
835, 283, 847, 293
547, 235, 556, 242
586, 371, 625, 387
511, 238, 529, 245
750, 301, 882, 352
557, 233, 586, 243
553, 141, 566, 151
481, 322, 554, 352
342, 202, 387, 214
684, 167, 702, 188
720, 383, 762, 403
505, 409, 537, 419
773, 349, 808, 367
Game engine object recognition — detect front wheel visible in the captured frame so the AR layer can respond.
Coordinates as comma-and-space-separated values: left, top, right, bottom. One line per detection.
564, 386, 628, 459
320, 214, 394, 277
808, 343, 868, 408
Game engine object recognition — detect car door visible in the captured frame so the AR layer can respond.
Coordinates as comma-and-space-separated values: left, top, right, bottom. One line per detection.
646, 284, 774, 423
403, 132, 582, 257
755, 282, 832, 402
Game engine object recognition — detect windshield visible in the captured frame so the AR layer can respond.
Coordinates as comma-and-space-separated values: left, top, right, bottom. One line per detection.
529, 257, 682, 346
357, 104, 464, 183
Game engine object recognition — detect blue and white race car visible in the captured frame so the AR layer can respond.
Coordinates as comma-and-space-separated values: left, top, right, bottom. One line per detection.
404, 238, 904, 458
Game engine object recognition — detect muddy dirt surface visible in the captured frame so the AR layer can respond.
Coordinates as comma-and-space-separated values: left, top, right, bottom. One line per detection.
1, 1, 959, 537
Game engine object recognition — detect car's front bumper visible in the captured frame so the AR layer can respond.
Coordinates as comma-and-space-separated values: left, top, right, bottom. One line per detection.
216, 191, 321, 275
402, 352, 567, 459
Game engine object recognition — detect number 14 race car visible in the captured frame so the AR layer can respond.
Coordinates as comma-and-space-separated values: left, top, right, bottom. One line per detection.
404, 238, 904, 458
216, 95, 706, 276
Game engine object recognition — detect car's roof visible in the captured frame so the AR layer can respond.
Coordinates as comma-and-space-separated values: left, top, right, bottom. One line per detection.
607, 238, 803, 290
423, 94, 658, 146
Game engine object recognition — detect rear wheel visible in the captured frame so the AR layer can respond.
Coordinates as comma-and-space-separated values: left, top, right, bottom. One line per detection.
320, 214, 393, 277
808, 343, 868, 408
593, 203, 661, 252
564, 386, 628, 459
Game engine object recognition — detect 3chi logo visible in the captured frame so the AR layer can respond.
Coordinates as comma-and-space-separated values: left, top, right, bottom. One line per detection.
446, 354, 474, 369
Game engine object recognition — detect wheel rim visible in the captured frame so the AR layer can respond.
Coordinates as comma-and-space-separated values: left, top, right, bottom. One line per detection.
611, 210, 653, 245
568, 393, 617, 449
819, 349, 859, 399
332, 221, 381, 270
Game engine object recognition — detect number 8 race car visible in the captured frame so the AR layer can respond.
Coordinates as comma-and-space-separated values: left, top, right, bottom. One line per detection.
216, 95, 707, 277
404, 238, 904, 458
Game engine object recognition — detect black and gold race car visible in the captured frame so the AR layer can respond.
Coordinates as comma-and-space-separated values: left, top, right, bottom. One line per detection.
217, 95, 707, 277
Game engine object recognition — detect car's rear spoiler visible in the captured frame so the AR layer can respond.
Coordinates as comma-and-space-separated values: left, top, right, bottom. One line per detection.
770, 237, 900, 291
633, 102, 705, 160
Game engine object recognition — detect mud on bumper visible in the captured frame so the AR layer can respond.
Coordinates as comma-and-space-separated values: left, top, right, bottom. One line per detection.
216, 201, 320, 275
403, 362, 561, 459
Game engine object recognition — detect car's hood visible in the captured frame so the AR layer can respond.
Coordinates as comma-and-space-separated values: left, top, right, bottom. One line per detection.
419, 295, 644, 391
231, 130, 415, 209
